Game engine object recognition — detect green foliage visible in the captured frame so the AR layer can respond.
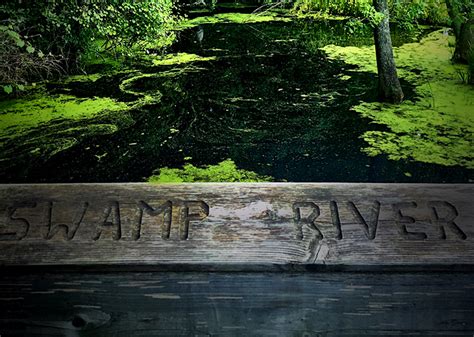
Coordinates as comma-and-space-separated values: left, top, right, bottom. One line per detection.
149, 159, 273, 183
292, 0, 449, 28
0, 24, 63, 94
294, 0, 373, 16
390, 0, 450, 30
76, 1, 179, 56
0, 0, 180, 88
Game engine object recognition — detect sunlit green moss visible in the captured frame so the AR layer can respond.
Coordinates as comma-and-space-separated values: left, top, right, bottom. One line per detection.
148, 159, 273, 183
119, 63, 209, 105
355, 82, 474, 168
0, 94, 129, 142
0, 93, 135, 167
22, 124, 121, 160
294, 12, 349, 21
119, 73, 163, 103
180, 12, 291, 29
151, 53, 217, 66
322, 30, 474, 168
322, 30, 464, 82
217, 3, 258, 9
62, 73, 103, 83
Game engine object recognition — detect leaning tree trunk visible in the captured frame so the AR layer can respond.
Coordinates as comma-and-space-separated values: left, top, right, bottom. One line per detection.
373, 0, 404, 103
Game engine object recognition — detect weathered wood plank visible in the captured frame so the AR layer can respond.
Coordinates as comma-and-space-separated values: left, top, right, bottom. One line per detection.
1, 272, 474, 336
0, 183, 473, 268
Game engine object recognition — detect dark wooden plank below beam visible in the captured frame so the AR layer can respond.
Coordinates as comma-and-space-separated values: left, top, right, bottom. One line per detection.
0, 183, 473, 269
0, 272, 473, 336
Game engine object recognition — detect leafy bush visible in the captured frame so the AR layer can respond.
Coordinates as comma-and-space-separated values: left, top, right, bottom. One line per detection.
390, 0, 450, 29
0, 0, 180, 91
76, 1, 179, 56
0, 25, 63, 94
292, 0, 449, 27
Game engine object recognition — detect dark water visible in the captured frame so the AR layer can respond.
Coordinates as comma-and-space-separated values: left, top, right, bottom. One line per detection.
1, 18, 472, 183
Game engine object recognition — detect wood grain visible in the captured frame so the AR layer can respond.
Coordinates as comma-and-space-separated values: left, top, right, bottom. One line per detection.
0, 183, 473, 269
1, 272, 474, 336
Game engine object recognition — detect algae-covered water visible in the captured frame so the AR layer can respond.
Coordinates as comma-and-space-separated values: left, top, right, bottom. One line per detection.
0, 13, 473, 183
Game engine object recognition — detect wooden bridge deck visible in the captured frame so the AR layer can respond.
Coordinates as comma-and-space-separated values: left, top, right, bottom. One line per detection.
1, 183, 473, 336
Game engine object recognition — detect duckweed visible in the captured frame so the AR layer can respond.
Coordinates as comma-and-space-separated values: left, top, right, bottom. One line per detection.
322, 30, 473, 168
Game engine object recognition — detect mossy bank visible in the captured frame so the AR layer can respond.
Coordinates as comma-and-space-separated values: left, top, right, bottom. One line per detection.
322, 30, 473, 169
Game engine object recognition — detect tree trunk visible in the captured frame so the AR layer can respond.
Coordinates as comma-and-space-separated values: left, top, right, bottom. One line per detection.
445, 0, 463, 40
373, 0, 404, 103
446, 0, 473, 68
456, 18, 473, 65
467, 21, 474, 84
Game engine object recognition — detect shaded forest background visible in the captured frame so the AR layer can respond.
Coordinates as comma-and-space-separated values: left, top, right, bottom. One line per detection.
1, 0, 472, 95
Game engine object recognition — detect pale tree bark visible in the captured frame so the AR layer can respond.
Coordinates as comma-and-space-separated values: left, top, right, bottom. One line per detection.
373, 0, 404, 103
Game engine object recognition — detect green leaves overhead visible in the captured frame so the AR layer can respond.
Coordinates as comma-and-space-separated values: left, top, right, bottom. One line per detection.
293, 0, 450, 28
0, 1, 179, 60
0, 1, 180, 92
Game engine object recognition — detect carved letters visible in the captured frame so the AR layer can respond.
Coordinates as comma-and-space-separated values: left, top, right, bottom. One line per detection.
348, 201, 381, 240
293, 202, 322, 241
179, 201, 210, 240
45, 201, 89, 241
134, 200, 172, 240
293, 200, 467, 241
94, 201, 122, 241
393, 202, 428, 240
428, 201, 467, 240
0, 200, 210, 242
0, 202, 36, 241
0, 198, 467, 242
133, 200, 209, 241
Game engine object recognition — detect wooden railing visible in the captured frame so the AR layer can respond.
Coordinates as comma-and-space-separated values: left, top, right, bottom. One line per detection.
1, 183, 472, 269
1, 183, 474, 336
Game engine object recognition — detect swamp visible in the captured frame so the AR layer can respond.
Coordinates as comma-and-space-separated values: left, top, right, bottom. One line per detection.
0, 0, 473, 183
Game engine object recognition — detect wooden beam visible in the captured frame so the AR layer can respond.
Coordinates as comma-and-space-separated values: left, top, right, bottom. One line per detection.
0, 183, 473, 269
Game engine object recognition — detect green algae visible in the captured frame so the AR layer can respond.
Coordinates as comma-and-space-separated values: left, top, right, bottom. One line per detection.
322, 30, 474, 168
0, 93, 135, 168
294, 12, 349, 21
119, 73, 163, 104
0, 94, 129, 142
20, 123, 121, 160
323, 30, 465, 82
148, 159, 273, 183
118, 58, 210, 103
118, 66, 205, 106
62, 73, 103, 83
180, 12, 291, 29
217, 3, 258, 9
151, 53, 217, 66
2, 17, 471, 183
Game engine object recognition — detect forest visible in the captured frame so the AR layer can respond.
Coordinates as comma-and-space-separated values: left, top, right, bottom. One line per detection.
0, 0, 472, 183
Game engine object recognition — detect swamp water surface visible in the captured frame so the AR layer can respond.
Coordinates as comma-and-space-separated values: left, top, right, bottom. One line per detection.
0, 17, 472, 183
